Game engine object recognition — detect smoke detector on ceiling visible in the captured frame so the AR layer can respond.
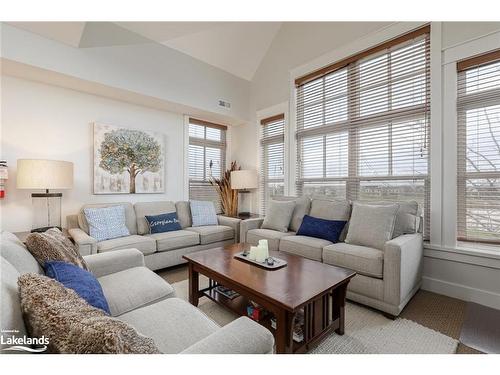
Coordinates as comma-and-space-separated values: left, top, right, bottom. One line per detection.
218, 99, 231, 109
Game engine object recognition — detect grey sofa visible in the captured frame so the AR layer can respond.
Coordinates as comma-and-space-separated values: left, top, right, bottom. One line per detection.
240, 197, 423, 317
0, 231, 274, 354
67, 201, 241, 271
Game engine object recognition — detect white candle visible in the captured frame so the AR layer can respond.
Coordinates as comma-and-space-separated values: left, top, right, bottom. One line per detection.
256, 246, 267, 263
249, 246, 258, 260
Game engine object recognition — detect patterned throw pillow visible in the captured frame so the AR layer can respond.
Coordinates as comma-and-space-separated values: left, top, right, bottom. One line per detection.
44, 261, 111, 314
25, 228, 88, 270
84, 205, 130, 242
18, 273, 161, 354
189, 200, 218, 227
145, 212, 182, 234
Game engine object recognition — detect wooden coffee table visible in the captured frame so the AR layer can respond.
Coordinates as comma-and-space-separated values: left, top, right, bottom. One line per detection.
183, 243, 356, 354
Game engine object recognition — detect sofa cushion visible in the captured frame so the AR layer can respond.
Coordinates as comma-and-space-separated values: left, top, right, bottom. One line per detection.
272, 196, 311, 232
310, 198, 351, 221
279, 235, 332, 262
175, 201, 192, 228
246, 229, 295, 251
362, 200, 419, 238
1, 258, 28, 345
345, 202, 399, 250
323, 243, 384, 278
98, 266, 174, 316
97, 235, 156, 255
261, 200, 296, 232
25, 228, 88, 270
119, 298, 219, 354
0, 232, 43, 275
146, 230, 200, 252
134, 201, 176, 235
44, 261, 111, 314
185, 225, 233, 245
78, 202, 137, 235
17, 273, 160, 354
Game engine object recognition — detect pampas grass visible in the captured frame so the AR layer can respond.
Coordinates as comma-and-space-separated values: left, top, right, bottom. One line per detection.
209, 161, 240, 216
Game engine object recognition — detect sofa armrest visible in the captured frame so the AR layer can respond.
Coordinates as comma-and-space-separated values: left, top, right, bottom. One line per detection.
239, 218, 264, 243
180, 317, 274, 354
68, 228, 97, 256
383, 233, 423, 307
83, 248, 145, 278
217, 215, 241, 242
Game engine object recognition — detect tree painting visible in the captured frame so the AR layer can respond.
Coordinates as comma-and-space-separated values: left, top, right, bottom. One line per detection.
94, 124, 164, 194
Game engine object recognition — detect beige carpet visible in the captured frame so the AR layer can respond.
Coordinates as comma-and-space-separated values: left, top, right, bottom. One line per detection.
172, 279, 459, 354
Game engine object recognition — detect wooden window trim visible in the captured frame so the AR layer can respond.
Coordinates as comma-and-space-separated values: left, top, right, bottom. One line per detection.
189, 117, 227, 130
457, 49, 500, 72
294, 24, 430, 87
260, 113, 285, 126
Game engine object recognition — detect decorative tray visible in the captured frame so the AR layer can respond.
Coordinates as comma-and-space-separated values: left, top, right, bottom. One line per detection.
234, 251, 287, 270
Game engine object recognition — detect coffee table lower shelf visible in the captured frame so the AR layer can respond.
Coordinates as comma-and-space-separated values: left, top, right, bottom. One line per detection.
200, 284, 341, 354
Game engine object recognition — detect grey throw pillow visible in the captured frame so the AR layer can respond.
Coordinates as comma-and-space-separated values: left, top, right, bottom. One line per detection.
18, 273, 160, 354
345, 202, 399, 250
262, 200, 296, 232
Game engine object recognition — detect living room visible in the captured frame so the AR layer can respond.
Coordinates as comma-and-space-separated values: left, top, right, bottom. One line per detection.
1, 0, 499, 373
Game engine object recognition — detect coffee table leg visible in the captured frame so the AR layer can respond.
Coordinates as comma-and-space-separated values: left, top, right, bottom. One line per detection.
188, 263, 199, 306
332, 282, 348, 335
275, 309, 293, 354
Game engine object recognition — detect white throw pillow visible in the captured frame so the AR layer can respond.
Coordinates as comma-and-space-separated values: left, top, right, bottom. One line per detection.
345, 202, 399, 250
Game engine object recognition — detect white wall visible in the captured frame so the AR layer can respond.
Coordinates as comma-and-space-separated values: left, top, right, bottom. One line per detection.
1, 76, 186, 232
0, 23, 251, 123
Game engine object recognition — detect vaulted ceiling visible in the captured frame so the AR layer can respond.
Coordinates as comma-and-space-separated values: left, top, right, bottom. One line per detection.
7, 22, 283, 81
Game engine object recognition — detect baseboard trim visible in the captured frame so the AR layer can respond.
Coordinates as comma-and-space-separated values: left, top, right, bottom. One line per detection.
422, 276, 500, 310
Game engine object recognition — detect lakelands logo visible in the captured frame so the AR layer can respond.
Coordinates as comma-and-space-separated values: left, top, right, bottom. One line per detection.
1, 329, 49, 353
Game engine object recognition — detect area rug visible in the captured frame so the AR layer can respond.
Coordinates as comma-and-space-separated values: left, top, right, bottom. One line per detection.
172, 279, 459, 354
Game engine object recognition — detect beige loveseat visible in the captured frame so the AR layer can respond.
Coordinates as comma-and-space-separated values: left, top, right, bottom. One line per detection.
67, 201, 240, 271
1, 231, 274, 354
240, 197, 423, 317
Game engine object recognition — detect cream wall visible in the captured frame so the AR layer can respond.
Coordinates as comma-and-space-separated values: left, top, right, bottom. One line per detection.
1, 76, 186, 232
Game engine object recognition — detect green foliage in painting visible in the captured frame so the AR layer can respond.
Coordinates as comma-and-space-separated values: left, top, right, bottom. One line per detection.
99, 128, 162, 193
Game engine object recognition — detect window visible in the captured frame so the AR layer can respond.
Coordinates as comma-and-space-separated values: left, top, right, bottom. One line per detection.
260, 114, 285, 214
457, 49, 500, 244
295, 25, 430, 237
188, 118, 227, 212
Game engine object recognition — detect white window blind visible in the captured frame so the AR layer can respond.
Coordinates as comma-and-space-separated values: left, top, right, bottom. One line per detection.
188, 118, 227, 212
457, 50, 500, 244
295, 26, 430, 237
260, 114, 285, 214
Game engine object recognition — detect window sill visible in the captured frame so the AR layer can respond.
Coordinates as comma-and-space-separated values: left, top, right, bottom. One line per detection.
424, 241, 500, 270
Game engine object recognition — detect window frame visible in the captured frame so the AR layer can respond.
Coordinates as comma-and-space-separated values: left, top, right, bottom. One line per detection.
259, 113, 286, 214
187, 118, 227, 212
456, 49, 500, 245
294, 25, 431, 237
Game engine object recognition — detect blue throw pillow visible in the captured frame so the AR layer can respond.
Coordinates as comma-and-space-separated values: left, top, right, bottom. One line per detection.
296, 215, 347, 243
190, 200, 218, 227
145, 212, 182, 234
84, 205, 130, 242
44, 261, 111, 314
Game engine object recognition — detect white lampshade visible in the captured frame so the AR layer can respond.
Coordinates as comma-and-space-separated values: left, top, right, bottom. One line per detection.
231, 170, 258, 190
17, 159, 74, 190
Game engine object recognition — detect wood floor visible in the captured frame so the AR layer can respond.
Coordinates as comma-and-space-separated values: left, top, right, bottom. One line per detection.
157, 264, 482, 354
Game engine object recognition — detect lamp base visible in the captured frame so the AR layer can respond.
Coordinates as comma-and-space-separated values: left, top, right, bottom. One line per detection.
31, 226, 62, 233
